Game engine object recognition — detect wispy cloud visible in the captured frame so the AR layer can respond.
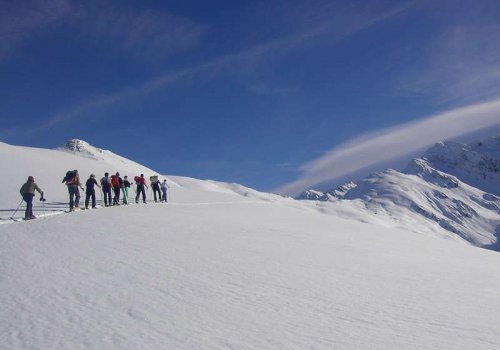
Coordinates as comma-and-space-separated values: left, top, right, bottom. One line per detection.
0, 0, 205, 62
71, 2, 206, 61
397, 10, 500, 106
3, 1, 411, 137
0, 0, 72, 60
277, 97, 500, 196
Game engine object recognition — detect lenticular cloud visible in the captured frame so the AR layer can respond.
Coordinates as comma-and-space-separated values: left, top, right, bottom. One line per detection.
278, 97, 500, 196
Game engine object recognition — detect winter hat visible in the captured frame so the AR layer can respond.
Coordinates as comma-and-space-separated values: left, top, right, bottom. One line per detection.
27, 176, 34, 182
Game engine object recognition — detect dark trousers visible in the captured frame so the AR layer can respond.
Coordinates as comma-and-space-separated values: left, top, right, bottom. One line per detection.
103, 187, 112, 206
136, 186, 146, 203
68, 186, 80, 209
153, 187, 161, 202
23, 193, 34, 218
85, 190, 96, 208
113, 187, 120, 205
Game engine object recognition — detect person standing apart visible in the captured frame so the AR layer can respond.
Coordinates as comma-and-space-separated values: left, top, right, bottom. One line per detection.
135, 174, 148, 203
100, 172, 112, 207
123, 176, 131, 204
19, 176, 44, 220
64, 170, 84, 211
85, 174, 101, 209
161, 179, 169, 203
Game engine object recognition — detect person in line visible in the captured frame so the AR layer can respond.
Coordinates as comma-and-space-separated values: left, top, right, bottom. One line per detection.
100, 172, 112, 207
85, 174, 101, 209
161, 179, 169, 203
122, 175, 131, 204
64, 169, 84, 211
135, 174, 148, 204
111, 172, 122, 206
151, 176, 162, 202
19, 176, 44, 220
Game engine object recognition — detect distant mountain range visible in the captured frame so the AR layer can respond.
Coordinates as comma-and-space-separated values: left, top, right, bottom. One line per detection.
297, 135, 500, 250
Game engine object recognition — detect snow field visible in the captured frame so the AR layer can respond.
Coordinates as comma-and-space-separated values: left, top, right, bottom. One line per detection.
2, 139, 500, 349
2, 201, 500, 349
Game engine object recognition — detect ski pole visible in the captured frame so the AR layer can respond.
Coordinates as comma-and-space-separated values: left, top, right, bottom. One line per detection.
10, 199, 24, 219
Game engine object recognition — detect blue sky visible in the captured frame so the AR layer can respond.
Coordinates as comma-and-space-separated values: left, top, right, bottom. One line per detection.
2, 0, 500, 193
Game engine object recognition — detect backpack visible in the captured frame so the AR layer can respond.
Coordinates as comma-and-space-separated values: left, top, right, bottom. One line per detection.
135, 176, 143, 186
63, 170, 77, 185
101, 177, 111, 189
111, 175, 119, 188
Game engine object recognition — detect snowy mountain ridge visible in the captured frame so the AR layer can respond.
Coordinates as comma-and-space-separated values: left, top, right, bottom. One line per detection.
58, 139, 105, 160
422, 139, 500, 196
298, 135, 500, 250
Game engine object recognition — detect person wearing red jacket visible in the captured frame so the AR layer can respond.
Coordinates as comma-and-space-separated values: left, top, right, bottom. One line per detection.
135, 174, 148, 204
111, 172, 122, 206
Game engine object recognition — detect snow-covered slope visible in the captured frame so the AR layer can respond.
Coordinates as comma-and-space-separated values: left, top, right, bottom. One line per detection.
2, 139, 500, 349
423, 139, 500, 196
298, 135, 500, 250
0, 139, 281, 212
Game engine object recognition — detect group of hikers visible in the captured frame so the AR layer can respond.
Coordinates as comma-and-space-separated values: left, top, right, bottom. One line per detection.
19, 170, 169, 220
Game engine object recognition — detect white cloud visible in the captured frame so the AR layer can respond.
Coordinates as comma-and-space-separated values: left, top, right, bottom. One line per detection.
277, 97, 500, 196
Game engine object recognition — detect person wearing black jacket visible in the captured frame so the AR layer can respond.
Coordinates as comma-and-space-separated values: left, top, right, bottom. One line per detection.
85, 174, 101, 209
100, 172, 112, 207
151, 178, 162, 202
122, 175, 131, 204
